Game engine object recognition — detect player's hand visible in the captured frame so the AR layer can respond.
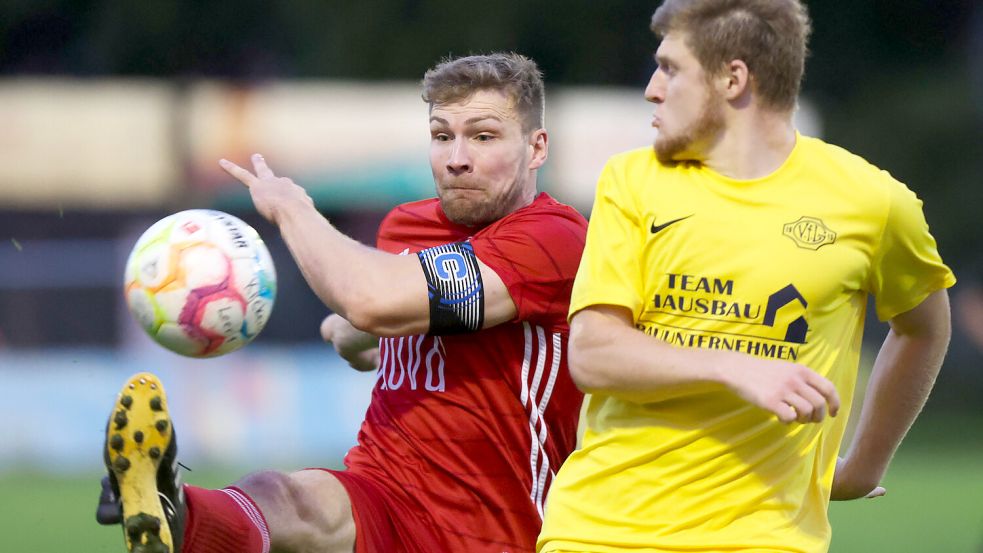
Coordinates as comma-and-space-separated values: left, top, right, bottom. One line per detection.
830, 456, 886, 500
320, 314, 380, 372
723, 357, 840, 424
219, 154, 314, 226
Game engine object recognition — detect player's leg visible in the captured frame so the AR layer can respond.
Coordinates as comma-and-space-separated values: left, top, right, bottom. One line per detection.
232, 469, 356, 553
97, 372, 356, 553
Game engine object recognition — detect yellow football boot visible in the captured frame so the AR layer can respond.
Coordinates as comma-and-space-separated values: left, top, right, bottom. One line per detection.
98, 372, 185, 553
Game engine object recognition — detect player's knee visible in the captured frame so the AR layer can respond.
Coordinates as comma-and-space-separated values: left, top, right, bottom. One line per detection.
234, 470, 353, 553
234, 471, 304, 545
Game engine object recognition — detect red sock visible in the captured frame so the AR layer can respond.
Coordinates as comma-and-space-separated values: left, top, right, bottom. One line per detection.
181, 485, 271, 553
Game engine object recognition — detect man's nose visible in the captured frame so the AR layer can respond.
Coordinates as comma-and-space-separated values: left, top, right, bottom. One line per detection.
446, 140, 472, 175
645, 71, 665, 104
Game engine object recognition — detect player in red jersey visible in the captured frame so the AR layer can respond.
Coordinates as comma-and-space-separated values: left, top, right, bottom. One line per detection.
96, 52, 587, 553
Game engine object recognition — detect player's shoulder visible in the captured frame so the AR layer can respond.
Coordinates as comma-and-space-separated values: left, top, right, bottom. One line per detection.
471, 194, 587, 259
377, 198, 446, 241
797, 134, 927, 220
604, 146, 661, 173
376, 197, 447, 251
380, 198, 441, 229
491, 193, 587, 233
796, 137, 938, 252
798, 135, 905, 193
600, 146, 689, 195
529, 192, 588, 224
798, 135, 873, 168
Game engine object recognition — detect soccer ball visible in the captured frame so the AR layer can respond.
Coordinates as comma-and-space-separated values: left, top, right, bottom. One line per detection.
124, 209, 277, 357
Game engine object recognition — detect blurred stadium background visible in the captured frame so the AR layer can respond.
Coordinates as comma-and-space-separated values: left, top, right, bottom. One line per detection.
1, 1, 981, 551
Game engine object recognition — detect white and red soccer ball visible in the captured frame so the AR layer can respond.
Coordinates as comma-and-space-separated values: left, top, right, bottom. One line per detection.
124, 209, 276, 357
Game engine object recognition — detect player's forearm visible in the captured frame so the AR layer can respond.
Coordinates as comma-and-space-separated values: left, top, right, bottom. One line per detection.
274, 202, 428, 336
275, 203, 370, 314
569, 308, 731, 402
571, 307, 841, 421
841, 325, 948, 483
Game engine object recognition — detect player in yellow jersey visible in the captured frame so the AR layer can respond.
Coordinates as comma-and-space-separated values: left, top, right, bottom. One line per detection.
537, 1, 955, 552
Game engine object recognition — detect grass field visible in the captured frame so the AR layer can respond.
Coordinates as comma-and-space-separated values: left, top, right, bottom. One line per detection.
828, 444, 983, 552
2, 415, 980, 553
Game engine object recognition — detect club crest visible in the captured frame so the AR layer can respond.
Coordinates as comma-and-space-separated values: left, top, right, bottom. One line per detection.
783, 216, 836, 250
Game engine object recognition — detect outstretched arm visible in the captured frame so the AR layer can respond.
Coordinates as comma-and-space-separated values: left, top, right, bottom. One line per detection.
569, 304, 840, 424
831, 289, 950, 500
220, 154, 516, 337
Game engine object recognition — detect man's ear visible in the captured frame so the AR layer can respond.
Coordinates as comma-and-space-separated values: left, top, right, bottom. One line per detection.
720, 59, 750, 101
529, 129, 548, 170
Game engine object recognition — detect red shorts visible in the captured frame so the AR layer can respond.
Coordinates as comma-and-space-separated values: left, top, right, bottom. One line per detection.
314, 468, 442, 553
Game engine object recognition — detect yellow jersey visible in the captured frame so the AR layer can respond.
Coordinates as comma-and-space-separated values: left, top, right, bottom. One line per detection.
538, 135, 955, 553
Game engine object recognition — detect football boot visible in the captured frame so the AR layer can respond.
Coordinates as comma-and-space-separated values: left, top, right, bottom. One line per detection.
98, 372, 185, 553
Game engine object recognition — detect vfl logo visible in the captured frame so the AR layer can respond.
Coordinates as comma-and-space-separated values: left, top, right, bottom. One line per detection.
650, 214, 693, 234
783, 216, 836, 250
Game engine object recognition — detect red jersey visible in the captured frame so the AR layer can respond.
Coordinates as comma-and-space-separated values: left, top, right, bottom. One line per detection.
338, 192, 587, 553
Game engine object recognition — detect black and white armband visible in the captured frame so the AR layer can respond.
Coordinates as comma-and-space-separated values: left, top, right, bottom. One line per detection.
417, 241, 485, 335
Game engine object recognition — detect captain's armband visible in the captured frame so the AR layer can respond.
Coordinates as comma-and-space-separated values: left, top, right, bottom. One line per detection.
417, 241, 485, 335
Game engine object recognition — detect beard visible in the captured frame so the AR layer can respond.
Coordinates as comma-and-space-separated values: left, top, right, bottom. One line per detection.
438, 179, 527, 227
654, 92, 725, 164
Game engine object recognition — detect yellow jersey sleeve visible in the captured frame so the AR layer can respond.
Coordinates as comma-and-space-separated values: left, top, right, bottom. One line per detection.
569, 156, 646, 321
867, 177, 956, 321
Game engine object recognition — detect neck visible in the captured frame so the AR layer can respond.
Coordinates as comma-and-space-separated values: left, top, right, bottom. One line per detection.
514, 171, 539, 207
702, 109, 796, 180
514, 182, 538, 211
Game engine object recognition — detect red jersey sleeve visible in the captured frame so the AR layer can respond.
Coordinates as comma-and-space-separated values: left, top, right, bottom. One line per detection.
471, 196, 587, 328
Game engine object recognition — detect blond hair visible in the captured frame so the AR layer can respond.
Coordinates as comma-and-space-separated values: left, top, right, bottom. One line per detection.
421, 52, 545, 132
651, 0, 811, 111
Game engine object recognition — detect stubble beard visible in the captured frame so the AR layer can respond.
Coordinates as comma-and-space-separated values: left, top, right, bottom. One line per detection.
438, 177, 528, 228
654, 93, 725, 164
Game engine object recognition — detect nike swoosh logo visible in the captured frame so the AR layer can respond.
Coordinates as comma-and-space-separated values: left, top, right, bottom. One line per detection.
650, 214, 693, 234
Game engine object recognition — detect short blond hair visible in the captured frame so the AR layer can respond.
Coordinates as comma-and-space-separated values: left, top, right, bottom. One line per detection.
421, 52, 545, 133
651, 0, 811, 111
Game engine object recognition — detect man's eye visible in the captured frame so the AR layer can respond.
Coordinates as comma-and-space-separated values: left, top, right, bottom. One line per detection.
433, 133, 450, 141
475, 134, 494, 142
